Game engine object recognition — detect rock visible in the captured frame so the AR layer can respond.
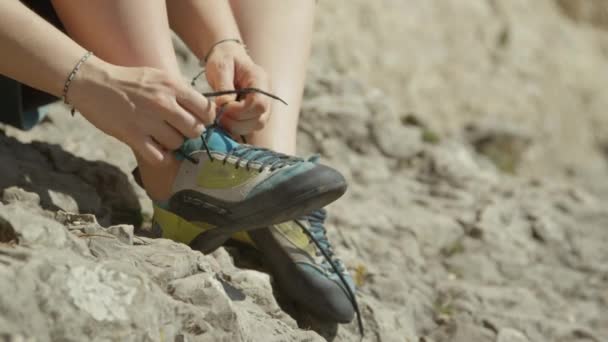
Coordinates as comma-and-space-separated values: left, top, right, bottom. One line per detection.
47, 189, 80, 213
106, 225, 134, 245
497, 328, 530, 342
555, 0, 608, 30
0, 203, 88, 254
1, 187, 40, 206
466, 123, 531, 174
373, 122, 424, 159
55, 211, 98, 228
0, 200, 321, 341
1, 0, 608, 340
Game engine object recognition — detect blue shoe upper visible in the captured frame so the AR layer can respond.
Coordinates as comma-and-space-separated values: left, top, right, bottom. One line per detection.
178, 127, 239, 158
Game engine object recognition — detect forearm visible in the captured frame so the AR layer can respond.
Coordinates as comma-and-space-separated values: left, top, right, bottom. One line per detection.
0, 0, 92, 97
167, 0, 242, 61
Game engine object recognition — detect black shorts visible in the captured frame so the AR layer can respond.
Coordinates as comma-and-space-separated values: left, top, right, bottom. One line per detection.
0, 1, 64, 130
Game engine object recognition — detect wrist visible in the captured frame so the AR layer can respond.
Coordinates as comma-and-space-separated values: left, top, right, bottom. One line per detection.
202, 38, 246, 64
66, 56, 113, 109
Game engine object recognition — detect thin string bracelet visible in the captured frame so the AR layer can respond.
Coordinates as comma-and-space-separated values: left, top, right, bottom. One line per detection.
202, 38, 244, 65
192, 39, 246, 87
62, 51, 94, 116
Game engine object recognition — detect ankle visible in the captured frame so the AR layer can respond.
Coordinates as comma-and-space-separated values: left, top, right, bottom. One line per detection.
137, 157, 181, 202
247, 133, 296, 155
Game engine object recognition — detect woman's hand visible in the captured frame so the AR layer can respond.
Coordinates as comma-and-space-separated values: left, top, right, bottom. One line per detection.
69, 57, 215, 165
205, 42, 271, 135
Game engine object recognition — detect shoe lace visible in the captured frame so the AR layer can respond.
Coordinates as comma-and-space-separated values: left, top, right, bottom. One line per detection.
176, 87, 298, 172
223, 143, 302, 171
296, 209, 365, 337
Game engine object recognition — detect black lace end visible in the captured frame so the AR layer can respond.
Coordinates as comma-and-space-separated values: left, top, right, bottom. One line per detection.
202, 88, 288, 106
191, 69, 206, 86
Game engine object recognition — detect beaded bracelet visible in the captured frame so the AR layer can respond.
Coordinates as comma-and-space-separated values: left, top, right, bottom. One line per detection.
62, 51, 94, 116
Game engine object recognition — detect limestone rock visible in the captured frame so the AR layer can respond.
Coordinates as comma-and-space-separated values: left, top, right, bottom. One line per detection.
1, 0, 608, 341
0, 200, 322, 342
497, 328, 530, 342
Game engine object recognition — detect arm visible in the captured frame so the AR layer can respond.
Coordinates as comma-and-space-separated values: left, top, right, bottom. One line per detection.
0, 0, 215, 165
167, 1, 271, 136
0, 0, 87, 97
168, 0, 242, 60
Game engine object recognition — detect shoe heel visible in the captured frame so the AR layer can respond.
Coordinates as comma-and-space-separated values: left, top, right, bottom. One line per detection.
189, 228, 232, 254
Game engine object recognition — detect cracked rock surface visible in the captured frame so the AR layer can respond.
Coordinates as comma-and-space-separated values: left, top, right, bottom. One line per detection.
0, 202, 319, 342
1, 1, 608, 341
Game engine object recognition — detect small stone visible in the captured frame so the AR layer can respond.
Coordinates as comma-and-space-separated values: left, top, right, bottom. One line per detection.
82, 225, 100, 235
496, 328, 530, 342
106, 225, 134, 245
48, 190, 79, 213
373, 123, 424, 159
55, 211, 98, 227
2, 187, 40, 206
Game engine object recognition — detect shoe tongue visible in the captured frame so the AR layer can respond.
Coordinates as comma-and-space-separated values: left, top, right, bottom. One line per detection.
205, 127, 239, 153
179, 127, 239, 157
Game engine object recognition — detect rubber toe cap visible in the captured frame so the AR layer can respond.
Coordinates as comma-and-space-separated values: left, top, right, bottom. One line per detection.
296, 263, 355, 323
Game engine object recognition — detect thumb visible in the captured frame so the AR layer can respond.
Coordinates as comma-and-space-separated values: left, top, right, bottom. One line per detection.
206, 58, 236, 106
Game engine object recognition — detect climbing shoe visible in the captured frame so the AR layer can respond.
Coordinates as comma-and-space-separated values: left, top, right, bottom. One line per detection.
248, 209, 363, 331
154, 125, 347, 254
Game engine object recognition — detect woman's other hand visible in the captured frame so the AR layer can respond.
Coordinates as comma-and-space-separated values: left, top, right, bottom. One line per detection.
205, 41, 271, 135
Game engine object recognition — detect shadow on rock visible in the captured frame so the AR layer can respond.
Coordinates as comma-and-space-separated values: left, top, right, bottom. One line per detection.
281, 300, 339, 341
0, 130, 142, 227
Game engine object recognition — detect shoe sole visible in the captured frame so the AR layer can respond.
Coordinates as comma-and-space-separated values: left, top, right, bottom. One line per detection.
189, 180, 346, 254
168, 165, 347, 254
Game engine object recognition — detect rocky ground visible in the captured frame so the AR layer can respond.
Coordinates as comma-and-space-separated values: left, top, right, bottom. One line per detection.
1, 0, 607, 341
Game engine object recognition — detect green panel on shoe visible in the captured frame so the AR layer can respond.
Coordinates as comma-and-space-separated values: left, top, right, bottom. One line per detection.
273, 221, 316, 255
153, 205, 255, 246
154, 205, 214, 244
196, 160, 259, 189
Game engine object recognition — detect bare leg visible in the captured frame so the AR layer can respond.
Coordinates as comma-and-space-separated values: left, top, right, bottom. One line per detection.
51, 0, 182, 201
229, 0, 315, 155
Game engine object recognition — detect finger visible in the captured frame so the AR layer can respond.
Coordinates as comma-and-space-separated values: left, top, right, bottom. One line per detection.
221, 101, 248, 119
164, 101, 207, 139
243, 92, 271, 118
228, 66, 271, 120
137, 136, 170, 166
151, 122, 185, 151
221, 102, 271, 124
220, 115, 267, 136
206, 58, 236, 106
221, 93, 271, 121
176, 85, 216, 125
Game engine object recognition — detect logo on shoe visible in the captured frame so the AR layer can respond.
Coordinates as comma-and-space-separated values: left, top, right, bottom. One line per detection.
197, 160, 259, 189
